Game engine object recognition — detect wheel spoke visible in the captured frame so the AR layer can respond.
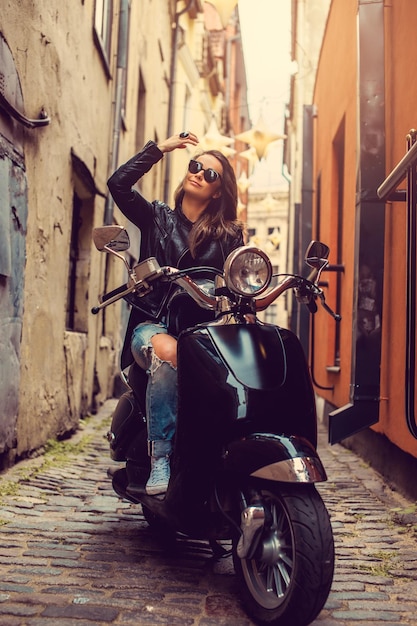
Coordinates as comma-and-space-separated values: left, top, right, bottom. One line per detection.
265, 564, 275, 592
280, 551, 293, 568
277, 561, 291, 587
272, 564, 285, 596
260, 500, 294, 598
274, 506, 285, 530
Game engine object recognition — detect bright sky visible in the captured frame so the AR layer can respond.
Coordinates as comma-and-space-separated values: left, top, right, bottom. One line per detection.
237, 0, 291, 186
238, 0, 291, 133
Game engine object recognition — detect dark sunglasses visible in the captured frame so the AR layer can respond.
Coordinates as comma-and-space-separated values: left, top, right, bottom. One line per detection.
188, 159, 221, 184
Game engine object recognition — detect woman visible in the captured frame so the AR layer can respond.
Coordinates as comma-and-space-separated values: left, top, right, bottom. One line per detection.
107, 132, 244, 495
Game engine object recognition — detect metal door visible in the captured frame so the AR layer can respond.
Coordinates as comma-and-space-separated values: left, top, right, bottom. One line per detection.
0, 33, 28, 460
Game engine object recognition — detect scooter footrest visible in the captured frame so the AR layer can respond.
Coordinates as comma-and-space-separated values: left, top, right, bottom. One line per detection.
111, 467, 129, 498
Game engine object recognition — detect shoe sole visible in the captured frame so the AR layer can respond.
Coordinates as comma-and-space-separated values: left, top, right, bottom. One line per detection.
145, 485, 168, 496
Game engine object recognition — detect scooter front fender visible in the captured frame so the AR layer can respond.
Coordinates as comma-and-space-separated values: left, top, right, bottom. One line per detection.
224, 433, 327, 483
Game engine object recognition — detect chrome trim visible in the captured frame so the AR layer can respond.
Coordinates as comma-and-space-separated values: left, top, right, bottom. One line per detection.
254, 275, 298, 311
106, 431, 116, 444
224, 246, 272, 297
174, 275, 219, 310
132, 257, 162, 282
251, 456, 327, 483
237, 505, 265, 558
120, 370, 130, 387
163, 267, 223, 311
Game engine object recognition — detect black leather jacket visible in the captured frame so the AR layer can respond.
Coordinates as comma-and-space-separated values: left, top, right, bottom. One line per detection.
107, 140, 244, 369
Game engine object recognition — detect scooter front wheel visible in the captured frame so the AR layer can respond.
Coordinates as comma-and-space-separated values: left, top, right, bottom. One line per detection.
232, 483, 334, 626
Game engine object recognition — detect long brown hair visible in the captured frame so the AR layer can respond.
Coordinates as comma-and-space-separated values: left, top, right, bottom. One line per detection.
174, 150, 241, 257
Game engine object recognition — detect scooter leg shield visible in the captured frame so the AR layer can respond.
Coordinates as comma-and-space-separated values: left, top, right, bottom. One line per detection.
224, 433, 327, 483
107, 390, 146, 461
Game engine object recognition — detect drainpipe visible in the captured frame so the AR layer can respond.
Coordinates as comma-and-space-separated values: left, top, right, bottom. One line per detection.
163, 0, 194, 204
104, 0, 129, 225
295, 104, 314, 351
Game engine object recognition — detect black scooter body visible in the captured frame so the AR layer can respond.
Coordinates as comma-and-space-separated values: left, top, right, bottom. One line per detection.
176, 322, 318, 451
110, 321, 325, 536
93, 231, 336, 624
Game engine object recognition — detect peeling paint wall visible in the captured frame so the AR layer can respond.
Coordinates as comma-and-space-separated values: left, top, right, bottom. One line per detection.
0, 0, 174, 462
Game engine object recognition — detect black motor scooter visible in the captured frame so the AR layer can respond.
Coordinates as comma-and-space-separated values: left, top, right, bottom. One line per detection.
92, 225, 338, 626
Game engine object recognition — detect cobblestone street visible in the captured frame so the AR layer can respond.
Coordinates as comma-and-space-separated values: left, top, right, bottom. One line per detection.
0, 399, 416, 625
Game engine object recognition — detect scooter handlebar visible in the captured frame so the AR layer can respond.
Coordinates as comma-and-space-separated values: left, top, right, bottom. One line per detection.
91, 283, 137, 314
101, 283, 129, 303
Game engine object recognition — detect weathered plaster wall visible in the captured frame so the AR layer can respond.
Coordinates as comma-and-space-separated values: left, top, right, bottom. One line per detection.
1, 0, 248, 463
0, 0, 174, 457
0, 2, 107, 454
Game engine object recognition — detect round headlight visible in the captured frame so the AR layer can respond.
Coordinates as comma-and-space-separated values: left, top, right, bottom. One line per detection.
224, 247, 272, 296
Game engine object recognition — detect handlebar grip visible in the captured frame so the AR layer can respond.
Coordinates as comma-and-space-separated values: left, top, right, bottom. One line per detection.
101, 283, 128, 303
91, 306, 100, 315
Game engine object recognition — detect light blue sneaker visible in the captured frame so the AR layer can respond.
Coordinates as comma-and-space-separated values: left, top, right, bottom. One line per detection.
145, 455, 170, 495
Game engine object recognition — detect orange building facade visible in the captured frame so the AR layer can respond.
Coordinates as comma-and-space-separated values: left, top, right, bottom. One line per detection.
308, 0, 417, 497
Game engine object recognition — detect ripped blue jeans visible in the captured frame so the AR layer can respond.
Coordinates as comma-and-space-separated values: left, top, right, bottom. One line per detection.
131, 322, 177, 449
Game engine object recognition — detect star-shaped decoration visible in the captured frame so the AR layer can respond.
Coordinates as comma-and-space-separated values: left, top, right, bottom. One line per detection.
236, 115, 286, 160
200, 116, 234, 151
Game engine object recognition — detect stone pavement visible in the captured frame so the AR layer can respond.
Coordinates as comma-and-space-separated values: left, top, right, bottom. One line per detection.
0, 399, 416, 626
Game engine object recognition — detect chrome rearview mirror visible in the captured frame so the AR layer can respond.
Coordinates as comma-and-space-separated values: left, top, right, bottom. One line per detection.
305, 241, 330, 271
93, 225, 131, 274
93, 226, 130, 252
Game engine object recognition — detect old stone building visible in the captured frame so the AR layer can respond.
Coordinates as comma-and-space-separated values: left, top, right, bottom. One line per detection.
0, 0, 249, 467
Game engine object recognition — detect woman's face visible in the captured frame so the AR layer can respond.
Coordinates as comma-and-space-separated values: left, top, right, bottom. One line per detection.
183, 154, 223, 202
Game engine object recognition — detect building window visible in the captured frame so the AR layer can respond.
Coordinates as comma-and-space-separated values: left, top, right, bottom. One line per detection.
66, 190, 93, 333
264, 303, 277, 325
94, 0, 113, 75
268, 226, 280, 235
267, 227, 281, 251
247, 227, 257, 245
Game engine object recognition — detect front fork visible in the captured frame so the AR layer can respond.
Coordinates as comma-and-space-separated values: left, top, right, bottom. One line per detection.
237, 490, 269, 559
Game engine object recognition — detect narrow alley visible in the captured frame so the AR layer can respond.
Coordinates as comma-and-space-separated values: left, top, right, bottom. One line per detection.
0, 399, 416, 626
